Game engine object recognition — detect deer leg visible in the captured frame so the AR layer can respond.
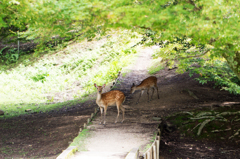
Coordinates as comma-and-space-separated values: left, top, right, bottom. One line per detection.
103, 106, 108, 125
155, 84, 160, 99
147, 89, 150, 102
137, 90, 144, 104
115, 104, 120, 124
99, 107, 103, 125
151, 87, 155, 101
120, 105, 125, 123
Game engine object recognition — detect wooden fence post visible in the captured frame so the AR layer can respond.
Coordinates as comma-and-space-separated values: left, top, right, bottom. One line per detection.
153, 144, 156, 159
79, 128, 82, 134
143, 153, 147, 159
147, 150, 151, 159
157, 136, 160, 159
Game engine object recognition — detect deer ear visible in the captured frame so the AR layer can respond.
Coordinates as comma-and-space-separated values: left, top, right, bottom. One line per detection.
103, 84, 106, 88
94, 83, 97, 87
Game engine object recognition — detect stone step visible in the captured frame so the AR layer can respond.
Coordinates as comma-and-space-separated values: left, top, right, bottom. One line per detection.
71, 151, 128, 159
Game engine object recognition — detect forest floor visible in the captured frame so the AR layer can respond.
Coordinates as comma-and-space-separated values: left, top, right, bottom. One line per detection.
1, 46, 240, 159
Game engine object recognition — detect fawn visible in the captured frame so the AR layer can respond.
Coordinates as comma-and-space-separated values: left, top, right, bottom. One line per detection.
131, 76, 159, 104
94, 83, 126, 125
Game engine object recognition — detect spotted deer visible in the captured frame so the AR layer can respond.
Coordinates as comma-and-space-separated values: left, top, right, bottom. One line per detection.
131, 76, 160, 104
94, 83, 126, 125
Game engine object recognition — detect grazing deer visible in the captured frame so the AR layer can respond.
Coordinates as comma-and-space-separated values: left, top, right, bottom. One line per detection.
94, 83, 126, 125
131, 76, 159, 104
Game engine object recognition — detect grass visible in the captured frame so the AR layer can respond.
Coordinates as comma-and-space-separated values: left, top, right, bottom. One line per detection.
0, 96, 91, 118
0, 29, 143, 118
70, 129, 91, 151
148, 58, 164, 75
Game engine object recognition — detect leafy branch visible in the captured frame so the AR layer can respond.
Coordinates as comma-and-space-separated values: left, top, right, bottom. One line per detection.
177, 49, 210, 59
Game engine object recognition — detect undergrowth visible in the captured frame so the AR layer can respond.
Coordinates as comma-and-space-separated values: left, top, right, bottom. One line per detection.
167, 106, 240, 142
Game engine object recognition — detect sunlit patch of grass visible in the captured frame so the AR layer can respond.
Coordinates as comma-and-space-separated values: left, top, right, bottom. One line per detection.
0, 30, 142, 118
148, 58, 164, 75
0, 96, 91, 119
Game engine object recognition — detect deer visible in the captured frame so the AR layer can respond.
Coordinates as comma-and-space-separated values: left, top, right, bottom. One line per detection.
94, 83, 126, 125
130, 76, 160, 104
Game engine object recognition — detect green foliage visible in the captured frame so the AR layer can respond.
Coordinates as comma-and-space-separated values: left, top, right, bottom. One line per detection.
1, 0, 239, 85
188, 60, 240, 94
152, 35, 240, 94
108, 0, 240, 90
31, 73, 49, 83
1, 0, 109, 48
0, 47, 20, 64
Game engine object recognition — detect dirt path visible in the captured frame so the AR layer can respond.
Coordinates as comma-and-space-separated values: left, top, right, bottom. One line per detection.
71, 46, 161, 158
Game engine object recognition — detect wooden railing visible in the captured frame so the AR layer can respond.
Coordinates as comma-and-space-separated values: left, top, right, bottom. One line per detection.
125, 129, 161, 159
143, 131, 160, 159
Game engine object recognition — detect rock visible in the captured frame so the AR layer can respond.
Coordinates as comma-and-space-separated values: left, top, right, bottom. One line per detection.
0, 110, 4, 115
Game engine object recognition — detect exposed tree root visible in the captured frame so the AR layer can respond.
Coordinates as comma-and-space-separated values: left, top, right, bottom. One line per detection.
197, 119, 212, 136
211, 128, 231, 133
229, 129, 240, 140
177, 109, 240, 139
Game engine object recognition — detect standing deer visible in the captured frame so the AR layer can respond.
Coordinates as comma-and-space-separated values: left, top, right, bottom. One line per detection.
131, 76, 159, 104
94, 83, 126, 125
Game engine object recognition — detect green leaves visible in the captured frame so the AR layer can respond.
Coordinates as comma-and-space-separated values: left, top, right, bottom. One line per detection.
191, 60, 240, 94
1, 0, 240, 94
31, 73, 49, 83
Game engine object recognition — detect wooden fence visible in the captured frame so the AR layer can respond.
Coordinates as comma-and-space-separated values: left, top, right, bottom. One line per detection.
125, 129, 161, 159
142, 129, 161, 159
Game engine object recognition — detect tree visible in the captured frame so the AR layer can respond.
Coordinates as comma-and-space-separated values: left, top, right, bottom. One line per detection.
0, 0, 107, 42
105, 0, 240, 93
1, 0, 239, 93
